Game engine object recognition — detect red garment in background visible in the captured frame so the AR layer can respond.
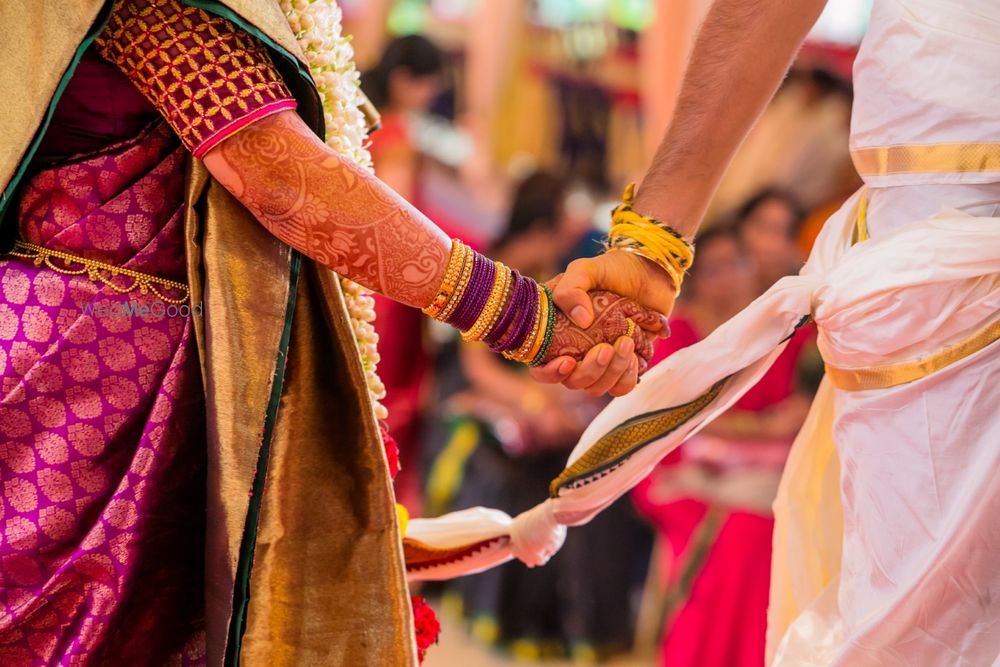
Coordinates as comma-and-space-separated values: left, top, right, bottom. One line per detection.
634, 316, 814, 667
368, 115, 429, 510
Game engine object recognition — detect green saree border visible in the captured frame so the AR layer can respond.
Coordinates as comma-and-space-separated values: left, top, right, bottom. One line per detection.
223, 252, 302, 666
180, 4, 322, 663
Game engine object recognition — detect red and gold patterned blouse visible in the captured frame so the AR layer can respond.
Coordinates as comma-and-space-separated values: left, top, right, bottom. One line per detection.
95, 0, 297, 158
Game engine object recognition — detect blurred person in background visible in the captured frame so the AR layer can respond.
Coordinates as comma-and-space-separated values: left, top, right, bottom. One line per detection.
731, 188, 807, 294
710, 63, 854, 217
425, 172, 652, 661
363, 35, 446, 510
632, 227, 818, 667
362, 34, 445, 205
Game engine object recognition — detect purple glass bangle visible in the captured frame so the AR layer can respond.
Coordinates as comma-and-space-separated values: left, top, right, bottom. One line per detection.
461, 254, 497, 330
485, 270, 526, 349
445, 251, 482, 328
502, 278, 540, 353
449, 253, 495, 331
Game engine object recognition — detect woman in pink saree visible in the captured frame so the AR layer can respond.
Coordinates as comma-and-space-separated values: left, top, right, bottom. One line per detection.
0, 0, 658, 663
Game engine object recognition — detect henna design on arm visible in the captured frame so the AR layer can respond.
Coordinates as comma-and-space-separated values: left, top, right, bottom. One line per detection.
204, 110, 449, 308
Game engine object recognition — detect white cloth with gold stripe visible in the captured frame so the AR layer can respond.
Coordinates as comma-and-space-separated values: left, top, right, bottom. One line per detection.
851, 0, 1000, 187
406, 187, 1000, 665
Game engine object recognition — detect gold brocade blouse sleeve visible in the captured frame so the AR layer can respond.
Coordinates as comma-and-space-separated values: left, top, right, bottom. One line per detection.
94, 0, 297, 157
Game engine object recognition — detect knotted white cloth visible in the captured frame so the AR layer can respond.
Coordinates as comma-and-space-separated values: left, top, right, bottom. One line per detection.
407, 188, 1000, 664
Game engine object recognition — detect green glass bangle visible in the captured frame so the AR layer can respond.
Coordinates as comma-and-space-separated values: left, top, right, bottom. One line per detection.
528, 286, 557, 367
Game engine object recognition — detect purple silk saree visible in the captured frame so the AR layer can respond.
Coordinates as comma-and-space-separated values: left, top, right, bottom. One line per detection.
0, 0, 418, 662
0, 109, 206, 664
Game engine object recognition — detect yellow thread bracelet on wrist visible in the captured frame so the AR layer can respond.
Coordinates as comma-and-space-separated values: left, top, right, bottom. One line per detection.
606, 183, 694, 292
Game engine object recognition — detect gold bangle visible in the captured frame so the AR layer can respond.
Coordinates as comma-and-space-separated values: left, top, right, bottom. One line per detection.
423, 239, 469, 319
437, 243, 475, 323
462, 262, 511, 341
522, 284, 549, 363
472, 263, 513, 341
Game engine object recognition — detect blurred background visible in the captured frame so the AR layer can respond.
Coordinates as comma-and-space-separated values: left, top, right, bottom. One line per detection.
341, 1, 870, 664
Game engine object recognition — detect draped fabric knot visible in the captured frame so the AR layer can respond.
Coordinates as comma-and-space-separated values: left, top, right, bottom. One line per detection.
510, 501, 565, 567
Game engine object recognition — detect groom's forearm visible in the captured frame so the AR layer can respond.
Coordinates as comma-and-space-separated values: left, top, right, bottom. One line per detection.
633, 0, 827, 237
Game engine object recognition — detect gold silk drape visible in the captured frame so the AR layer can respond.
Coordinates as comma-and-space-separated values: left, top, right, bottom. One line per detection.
1, 1, 415, 664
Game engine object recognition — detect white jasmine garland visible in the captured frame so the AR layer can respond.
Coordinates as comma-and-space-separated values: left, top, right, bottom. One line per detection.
281, 0, 388, 419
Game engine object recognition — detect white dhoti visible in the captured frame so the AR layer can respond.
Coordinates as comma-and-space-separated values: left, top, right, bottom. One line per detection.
767, 191, 1000, 665
404, 189, 1000, 664
404, 0, 1000, 662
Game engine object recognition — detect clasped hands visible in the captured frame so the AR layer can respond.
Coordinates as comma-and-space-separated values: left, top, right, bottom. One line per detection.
531, 250, 678, 397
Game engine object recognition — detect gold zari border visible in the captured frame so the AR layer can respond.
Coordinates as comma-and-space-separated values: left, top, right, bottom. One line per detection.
549, 380, 727, 497
851, 142, 1000, 176
826, 317, 1000, 391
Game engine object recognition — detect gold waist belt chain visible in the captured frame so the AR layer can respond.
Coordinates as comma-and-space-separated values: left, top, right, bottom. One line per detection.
6, 240, 189, 304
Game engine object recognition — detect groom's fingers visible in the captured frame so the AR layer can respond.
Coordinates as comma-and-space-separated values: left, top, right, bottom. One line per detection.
552, 259, 599, 329
562, 344, 613, 391
562, 334, 637, 395
528, 356, 577, 384
583, 337, 635, 397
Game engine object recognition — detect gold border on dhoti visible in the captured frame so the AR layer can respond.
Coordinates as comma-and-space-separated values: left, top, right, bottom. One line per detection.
826, 316, 1000, 391
851, 142, 1000, 177
549, 380, 727, 497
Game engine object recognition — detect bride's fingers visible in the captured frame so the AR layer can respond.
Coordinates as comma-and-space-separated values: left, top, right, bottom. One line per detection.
608, 354, 639, 397
617, 297, 670, 337
632, 324, 655, 365
582, 336, 635, 397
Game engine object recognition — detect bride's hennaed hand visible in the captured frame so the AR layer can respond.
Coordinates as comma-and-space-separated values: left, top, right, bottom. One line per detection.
532, 289, 659, 398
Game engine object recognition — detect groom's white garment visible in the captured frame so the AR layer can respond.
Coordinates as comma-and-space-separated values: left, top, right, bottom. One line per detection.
406, 1, 1000, 663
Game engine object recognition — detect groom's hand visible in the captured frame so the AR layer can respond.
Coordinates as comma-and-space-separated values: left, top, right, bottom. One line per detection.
552, 250, 677, 330
531, 286, 661, 397
530, 252, 676, 397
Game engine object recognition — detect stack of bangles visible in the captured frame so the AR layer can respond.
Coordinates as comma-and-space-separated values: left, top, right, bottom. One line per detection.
606, 183, 694, 292
422, 240, 556, 367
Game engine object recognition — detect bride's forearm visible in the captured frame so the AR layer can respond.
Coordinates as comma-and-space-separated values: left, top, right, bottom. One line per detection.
204, 109, 655, 383
203, 110, 449, 308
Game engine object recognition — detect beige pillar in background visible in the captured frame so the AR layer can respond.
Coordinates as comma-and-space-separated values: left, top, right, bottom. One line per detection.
346, 0, 394, 71
463, 0, 524, 161
639, 0, 712, 163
